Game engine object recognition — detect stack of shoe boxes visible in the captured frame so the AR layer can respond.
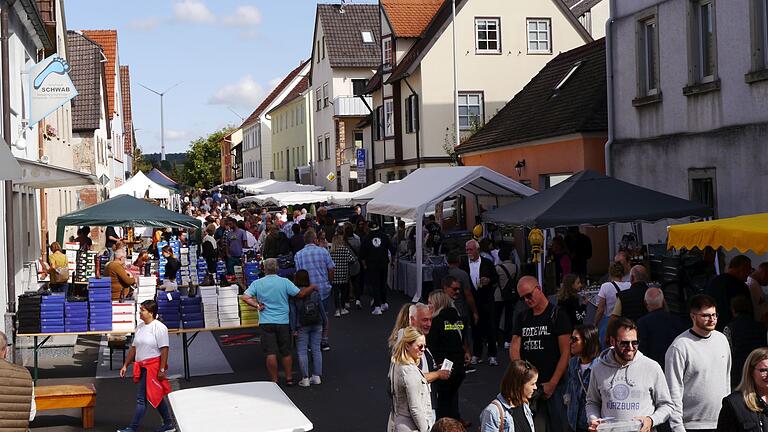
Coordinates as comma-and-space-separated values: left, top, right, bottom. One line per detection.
135, 276, 156, 322
157, 291, 181, 329
16, 293, 42, 334
180, 296, 204, 329
244, 262, 259, 287
196, 258, 208, 285
238, 297, 259, 326
215, 261, 226, 284
88, 277, 112, 331
217, 285, 240, 327
179, 247, 191, 288
40, 294, 65, 334
199, 285, 219, 328
112, 301, 136, 331
64, 243, 79, 281
64, 299, 88, 333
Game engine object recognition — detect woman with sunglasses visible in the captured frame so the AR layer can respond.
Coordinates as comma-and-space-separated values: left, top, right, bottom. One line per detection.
564, 325, 600, 432
479, 359, 538, 432
717, 347, 768, 431
388, 326, 433, 432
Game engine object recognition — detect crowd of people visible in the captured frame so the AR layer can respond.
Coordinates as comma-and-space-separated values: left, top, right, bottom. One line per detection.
385, 247, 768, 432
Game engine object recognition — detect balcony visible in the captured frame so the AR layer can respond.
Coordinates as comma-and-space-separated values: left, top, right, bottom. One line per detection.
333, 96, 372, 117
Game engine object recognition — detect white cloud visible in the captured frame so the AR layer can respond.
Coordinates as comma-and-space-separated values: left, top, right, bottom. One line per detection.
222, 5, 262, 27
164, 129, 189, 141
173, 0, 215, 23
208, 75, 266, 110
267, 77, 283, 90
128, 17, 160, 31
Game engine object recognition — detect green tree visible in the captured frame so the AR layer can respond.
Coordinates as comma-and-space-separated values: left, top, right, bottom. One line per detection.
182, 126, 232, 189
133, 146, 153, 174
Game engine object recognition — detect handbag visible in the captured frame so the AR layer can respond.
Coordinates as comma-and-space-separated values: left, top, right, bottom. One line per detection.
348, 246, 361, 277
51, 266, 70, 284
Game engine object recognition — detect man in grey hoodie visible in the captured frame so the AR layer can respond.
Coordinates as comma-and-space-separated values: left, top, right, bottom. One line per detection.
586, 317, 674, 432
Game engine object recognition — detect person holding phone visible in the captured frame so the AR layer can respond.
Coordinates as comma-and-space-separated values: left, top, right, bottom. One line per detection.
118, 300, 174, 432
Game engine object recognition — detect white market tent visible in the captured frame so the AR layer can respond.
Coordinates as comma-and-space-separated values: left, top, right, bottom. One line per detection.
109, 171, 173, 200
239, 191, 337, 206
329, 181, 388, 206
367, 166, 536, 301
241, 180, 323, 195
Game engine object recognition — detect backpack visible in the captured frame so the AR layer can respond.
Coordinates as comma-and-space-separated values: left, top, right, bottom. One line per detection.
496, 263, 518, 302
296, 294, 321, 326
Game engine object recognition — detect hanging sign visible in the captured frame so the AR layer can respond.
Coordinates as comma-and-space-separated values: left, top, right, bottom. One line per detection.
28, 55, 78, 127
356, 148, 366, 184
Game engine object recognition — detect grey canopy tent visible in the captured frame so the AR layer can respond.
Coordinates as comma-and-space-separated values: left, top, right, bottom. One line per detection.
146, 168, 179, 190
482, 170, 712, 228
56, 195, 202, 244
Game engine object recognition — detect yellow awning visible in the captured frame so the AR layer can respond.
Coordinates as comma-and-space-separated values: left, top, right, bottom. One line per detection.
667, 213, 768, 254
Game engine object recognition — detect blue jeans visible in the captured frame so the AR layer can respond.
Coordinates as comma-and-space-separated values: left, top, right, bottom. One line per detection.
129, 368, 172, 430
533, 380, 568, 432
296, 324, 323, 378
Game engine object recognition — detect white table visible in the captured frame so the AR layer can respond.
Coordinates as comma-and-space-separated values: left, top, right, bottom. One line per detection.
168, 381, 313, 432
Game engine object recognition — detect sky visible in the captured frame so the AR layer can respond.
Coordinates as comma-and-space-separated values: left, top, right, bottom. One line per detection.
65, 0, 374, 154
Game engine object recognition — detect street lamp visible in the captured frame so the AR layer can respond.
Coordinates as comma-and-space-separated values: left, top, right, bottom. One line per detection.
139, 81, 182, 161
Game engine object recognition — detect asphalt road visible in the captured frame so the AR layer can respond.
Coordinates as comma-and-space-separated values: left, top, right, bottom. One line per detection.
29, 290, 508, 432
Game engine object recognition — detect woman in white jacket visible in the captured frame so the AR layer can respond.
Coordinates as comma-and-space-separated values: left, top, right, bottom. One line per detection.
388, 326, 433, 432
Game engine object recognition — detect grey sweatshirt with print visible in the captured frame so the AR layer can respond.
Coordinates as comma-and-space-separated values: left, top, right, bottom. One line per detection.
585, 349, 674, 428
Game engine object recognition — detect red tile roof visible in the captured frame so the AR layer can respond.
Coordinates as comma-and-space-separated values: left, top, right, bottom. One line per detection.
120, 65, 133, 155
382, 0, 443, 38
81, 30, 118, 120
241, 60, 309, 128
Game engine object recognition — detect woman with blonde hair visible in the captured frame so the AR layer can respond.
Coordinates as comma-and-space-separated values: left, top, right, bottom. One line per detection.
427, 288, 471, 427
388, 304, 413, 350
718, 347, 768, 430
479, 360, 538, 432
47, 242, 69, 292
388, 326, 433, 432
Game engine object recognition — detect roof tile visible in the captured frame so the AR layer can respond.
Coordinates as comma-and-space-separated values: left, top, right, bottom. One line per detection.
120, 65, 133, 155
317, 4, 381, 68
67, 31, 102, 131
81, 30, 118, 120
382, 0, 443, 38
456, 39, 607, 154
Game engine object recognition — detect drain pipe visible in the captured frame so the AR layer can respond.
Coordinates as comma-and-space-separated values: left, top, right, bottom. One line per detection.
605, 0, 617, 259
2, 4, 16, 317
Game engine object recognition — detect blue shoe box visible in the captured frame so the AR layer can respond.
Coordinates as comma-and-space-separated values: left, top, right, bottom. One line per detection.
182, 319, 205, 329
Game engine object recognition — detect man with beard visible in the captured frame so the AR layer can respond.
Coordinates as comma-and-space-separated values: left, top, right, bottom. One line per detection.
586, 318, 674, 432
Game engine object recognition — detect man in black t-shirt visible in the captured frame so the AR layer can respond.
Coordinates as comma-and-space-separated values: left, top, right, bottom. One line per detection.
511, 276, 571, 432
704, 254, 752, 331
425, 215, 443, 255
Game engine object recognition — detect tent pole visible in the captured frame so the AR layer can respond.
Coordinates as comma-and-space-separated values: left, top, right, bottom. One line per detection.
414, 216, 424, 303
714, 251, 721, 276
538, 229, 547, 288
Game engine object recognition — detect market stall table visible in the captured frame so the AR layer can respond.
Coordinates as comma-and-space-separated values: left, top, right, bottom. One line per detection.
168, 381, 313, 432
17, 323, 260, 382
396, 260, 445, 298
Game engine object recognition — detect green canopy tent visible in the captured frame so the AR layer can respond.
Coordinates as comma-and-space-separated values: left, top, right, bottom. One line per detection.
56, 195, 202, 244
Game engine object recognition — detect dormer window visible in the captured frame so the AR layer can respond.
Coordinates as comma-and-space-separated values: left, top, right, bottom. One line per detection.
361, 31, 374, 44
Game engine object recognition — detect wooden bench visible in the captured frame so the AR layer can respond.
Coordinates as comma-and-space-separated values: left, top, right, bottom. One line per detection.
35, 384, 96, 429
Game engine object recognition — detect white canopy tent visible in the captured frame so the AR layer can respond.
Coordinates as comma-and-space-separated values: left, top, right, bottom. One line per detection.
109, 171, 173, 200
241, 180, 323, 195
239, 191, 338, 206
367, 166, 536, 301
329, 181, 388, 206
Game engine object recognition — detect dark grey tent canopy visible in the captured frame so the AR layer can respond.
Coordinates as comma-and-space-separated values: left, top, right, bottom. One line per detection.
482, 170, 712, 228
56, 195, 202, 243
146, 168, 179, 190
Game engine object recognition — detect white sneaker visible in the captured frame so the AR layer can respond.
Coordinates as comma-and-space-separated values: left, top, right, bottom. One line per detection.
355, 300, 362, 309
372, 306, 383, 315
310, 375, 322, 385
344, 302, 351, 309
334, 310, 341, 318
504, 342, 510, 349
340, 308, 350, 315
470, 356, 479, 366
381, 303, 389, 312
298, 377, 310, 387
488, 357, 498, 366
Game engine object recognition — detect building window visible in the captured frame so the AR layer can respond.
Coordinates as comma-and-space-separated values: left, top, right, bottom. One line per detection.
324, 134, 330, 160
688, 168, 717, 216
637, 13, 659, 96
475, 18, 501, 54
354, 130, 364, 148
316, 87, 322, 111
527, 18, 551, 54
383, 98, 394, 138
321, 36, 326, 59
458, 92, 483, 130
374, 105, 384, 140
352, 79, 368, 96
361, 31, 374, 44
405, 94, 418, 133
689, 0, 717, 82
748, 0, 768, 74
316, 40, 320, 63
323, 83, 329, 108
382, 37, 393, 71
317, 136, 323, 161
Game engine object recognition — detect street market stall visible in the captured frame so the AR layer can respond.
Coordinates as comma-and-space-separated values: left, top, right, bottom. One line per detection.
240, 179, 322, 195
482, 170, 712, 285
239, 191, 338, 207
109, 171, 174, 201
667, 213, 768, 254
146, 167, 180, 191
329, 181, 388, 206
367, 166, 536, 301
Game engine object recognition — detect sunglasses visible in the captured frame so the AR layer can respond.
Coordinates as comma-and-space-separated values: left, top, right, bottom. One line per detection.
520, 287, 539, 301
617, 340, 639, 349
